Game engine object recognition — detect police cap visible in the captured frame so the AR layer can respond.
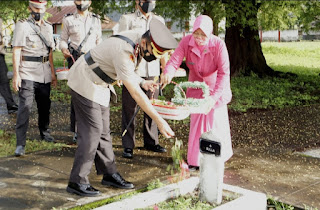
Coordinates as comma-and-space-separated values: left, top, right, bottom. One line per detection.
29, 0, 47, 9
149, 18, 178, 53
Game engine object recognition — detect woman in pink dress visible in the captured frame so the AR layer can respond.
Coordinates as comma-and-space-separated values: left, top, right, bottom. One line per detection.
161, 15, 233, 170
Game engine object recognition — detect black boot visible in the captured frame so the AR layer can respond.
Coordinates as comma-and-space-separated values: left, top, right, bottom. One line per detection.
8, 104, 18, 114
0, 82, 17, 114
40, 129, 55, 142
102, 172, 134, 189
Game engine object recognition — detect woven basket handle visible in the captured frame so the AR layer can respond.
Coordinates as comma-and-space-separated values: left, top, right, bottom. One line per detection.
151, 81, 187, 105
172, 81, 210, 106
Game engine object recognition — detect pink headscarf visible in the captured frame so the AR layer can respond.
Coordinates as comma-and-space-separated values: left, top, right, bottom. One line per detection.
192, 15, 213, 37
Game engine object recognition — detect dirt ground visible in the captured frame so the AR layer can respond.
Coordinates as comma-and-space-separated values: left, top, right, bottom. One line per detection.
1, 98, 320, 209
2, 99, 319, 171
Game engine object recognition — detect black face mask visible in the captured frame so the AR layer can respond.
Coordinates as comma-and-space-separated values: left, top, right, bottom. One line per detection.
142, 42, 157, 62
76, 3, 90, 11
139, 0, 156, 13
31, 11, 45, 21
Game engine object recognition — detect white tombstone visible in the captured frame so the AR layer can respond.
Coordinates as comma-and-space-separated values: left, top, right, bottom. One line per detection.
199, 129, 224, 204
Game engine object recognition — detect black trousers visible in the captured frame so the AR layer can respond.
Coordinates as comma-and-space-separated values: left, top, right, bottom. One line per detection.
16, 80, 51, 146
69, 90, 117, 184
0, 54, 16, 109
68, 50, 82, 132
121, 76, 159, 149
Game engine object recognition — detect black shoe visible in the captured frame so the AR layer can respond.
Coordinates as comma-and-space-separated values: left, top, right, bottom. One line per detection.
66, 182, 100, 197
188, 165, 199, 172
15, 145, 25, 157
144, 144, 167, 153
40, 130, 55, 142
101, 172, 134, 189
8, 104, 18, 114
122, 148, 133, 159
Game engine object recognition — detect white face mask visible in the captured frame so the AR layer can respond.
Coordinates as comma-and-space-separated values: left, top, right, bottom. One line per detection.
193, 29, 208, 46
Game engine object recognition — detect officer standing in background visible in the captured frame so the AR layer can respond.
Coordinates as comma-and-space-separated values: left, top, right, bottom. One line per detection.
0, 33, 18, 114
65, 19, 177, 197
12, 0, 56, 156
117, 0, 167, 159
59, 0, 102, 142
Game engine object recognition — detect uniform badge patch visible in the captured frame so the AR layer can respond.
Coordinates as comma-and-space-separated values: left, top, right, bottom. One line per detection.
130, 54, 134, 63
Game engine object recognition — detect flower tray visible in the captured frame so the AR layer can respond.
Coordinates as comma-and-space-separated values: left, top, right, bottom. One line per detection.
151, 99, 190, 120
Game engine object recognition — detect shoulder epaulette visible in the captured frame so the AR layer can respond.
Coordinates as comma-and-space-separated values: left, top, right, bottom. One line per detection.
18, 18, 27, 23
44, 20, 52, 25
65, 13, 74, 17
92, 13, 100, 19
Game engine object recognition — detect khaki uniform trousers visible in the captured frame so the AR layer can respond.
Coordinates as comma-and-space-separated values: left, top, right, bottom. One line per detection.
69, 90, 117, 184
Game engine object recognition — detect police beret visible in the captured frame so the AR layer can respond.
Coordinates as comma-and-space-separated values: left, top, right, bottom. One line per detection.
29, 0, 47, 9
149, 18, 178, 52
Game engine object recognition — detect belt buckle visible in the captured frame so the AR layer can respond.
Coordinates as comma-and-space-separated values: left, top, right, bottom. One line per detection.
40, 56, 47, 63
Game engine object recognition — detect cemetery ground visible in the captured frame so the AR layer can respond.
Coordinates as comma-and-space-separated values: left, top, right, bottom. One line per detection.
0, 41, 319, 209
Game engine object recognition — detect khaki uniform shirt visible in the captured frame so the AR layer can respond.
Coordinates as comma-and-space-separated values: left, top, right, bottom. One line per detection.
12, 16, 54, 83
0, 46, 5, 55
67, 31, 144, 107
117, 10, 165, 77
59, 11, 102, 53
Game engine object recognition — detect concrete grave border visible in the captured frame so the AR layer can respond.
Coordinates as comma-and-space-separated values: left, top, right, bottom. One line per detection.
95, 176, 266, 210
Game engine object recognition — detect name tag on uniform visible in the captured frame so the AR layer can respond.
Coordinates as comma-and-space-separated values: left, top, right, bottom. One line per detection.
187, 61, 195, 65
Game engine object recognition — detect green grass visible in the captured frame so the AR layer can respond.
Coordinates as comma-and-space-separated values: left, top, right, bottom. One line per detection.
0, 129, 67, 158
229, 41, 320, 112
262, 41, 320, 75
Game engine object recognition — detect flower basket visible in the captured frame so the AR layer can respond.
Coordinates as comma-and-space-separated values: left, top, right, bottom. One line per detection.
151, 82, 190, 120
171, 81, 213, 114
55, 56, 75, 80
151, 99, 190, 120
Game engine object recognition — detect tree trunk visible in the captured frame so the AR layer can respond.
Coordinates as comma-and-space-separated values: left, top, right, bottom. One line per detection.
224, 0, 275, 77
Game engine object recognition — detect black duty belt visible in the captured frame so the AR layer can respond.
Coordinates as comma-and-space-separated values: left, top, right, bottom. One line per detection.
111, 35, 136, 49
22, 56, 49, 63
84, 51, 115, 84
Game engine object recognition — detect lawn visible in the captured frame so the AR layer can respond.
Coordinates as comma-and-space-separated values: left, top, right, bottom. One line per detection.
229, 41, 320, 112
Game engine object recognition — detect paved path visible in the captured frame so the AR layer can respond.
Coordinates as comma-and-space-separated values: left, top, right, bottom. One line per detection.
0, 98, 319, 209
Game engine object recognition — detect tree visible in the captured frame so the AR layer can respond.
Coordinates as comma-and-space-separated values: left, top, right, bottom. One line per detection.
224, 0, 275, 76
0, 1, 29, 31
0, 0, 53, 37
298, 0, 320, 33
90, 0, 319, 77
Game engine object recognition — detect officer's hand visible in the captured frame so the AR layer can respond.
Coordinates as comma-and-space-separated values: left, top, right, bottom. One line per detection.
116, 80, 122, 87
51, 74, 57, 88
160, 73, 173, 89
61, 48, 71, 58
141, 80, 158, 92
157, 118, 175, 138
12, 74, 21, 92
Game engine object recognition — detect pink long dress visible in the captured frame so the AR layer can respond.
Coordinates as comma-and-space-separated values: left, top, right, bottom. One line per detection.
164, 34, 233, 166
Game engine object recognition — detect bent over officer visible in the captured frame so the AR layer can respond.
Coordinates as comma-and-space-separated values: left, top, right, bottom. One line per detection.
118, 0, 167, 159
12, 0, 56, 156
66, 19, 177, 197
59, 0, 102, 142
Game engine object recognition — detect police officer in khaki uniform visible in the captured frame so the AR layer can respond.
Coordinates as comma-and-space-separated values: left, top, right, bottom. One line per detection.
0, 34, 18, 114
118, 0, 167, 159
66, 19, 177, 197
59, 0, 102, 141
12, 0, 56, 156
